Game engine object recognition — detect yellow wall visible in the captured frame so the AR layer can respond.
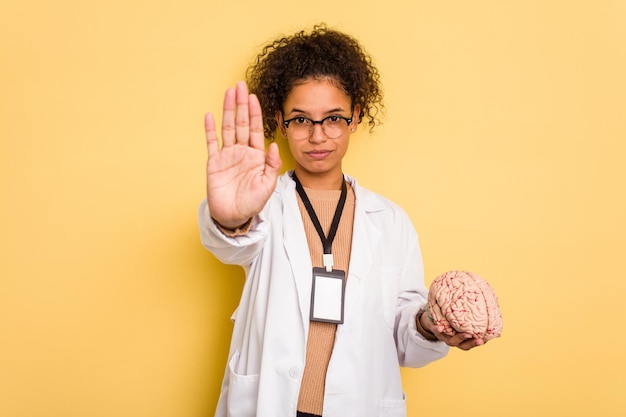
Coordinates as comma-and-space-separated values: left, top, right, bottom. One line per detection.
1, 1, 624, 416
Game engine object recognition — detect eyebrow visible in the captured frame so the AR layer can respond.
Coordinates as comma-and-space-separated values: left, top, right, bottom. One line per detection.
287, 107, 347, 115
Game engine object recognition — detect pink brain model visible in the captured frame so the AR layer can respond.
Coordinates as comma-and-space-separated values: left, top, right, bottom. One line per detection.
427, 270, 503, 341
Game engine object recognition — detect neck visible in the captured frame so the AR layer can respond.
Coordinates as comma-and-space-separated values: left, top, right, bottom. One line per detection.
293, 168, 344, 190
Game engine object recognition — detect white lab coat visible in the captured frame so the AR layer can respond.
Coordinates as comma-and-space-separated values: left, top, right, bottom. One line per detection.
199, 172, 448, 417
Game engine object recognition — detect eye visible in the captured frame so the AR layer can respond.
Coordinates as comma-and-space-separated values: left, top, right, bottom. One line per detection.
293, 117, 309, 125
324, 115, 345, 126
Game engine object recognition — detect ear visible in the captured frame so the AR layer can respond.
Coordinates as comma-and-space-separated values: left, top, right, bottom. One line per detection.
275, 111, 287, 137
350, 104, 361, 132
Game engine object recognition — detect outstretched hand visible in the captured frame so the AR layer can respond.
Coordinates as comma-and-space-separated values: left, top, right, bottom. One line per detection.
419, 313, 485, 351
433, 327, 485, 351
205, 81, 282, 229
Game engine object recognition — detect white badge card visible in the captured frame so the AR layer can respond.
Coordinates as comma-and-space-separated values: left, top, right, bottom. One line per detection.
310, 267, 346, 324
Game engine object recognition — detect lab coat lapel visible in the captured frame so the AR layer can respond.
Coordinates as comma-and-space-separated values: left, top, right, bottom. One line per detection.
343, 180, 383, 319
280, 177, 313, 333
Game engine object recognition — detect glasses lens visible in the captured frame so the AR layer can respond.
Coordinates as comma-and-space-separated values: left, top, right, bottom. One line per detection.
322, 117, 346, 139
290, 118, 312, 140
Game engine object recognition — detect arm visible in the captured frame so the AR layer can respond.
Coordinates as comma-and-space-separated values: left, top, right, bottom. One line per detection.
393, 226, 449, 367
198, 81, 282, 265
198, 199, 270, 267
393, 209, 484, 363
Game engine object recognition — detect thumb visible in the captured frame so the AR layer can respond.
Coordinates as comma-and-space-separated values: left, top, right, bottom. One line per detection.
265, 142, 282, 176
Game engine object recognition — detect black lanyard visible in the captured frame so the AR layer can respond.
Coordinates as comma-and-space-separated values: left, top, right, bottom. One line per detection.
292, 172, 347, 271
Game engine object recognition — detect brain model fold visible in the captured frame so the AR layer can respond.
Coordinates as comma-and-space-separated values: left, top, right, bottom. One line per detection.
427, 270, 503, 341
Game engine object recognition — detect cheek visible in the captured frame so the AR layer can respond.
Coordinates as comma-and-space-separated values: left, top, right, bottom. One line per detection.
336, 138, 350, 156
286, 139, 305, 161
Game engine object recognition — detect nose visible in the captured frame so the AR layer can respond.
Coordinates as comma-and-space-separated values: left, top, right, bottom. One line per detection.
308, 123, 326, 143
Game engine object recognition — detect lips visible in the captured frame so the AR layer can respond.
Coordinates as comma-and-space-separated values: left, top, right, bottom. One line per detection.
306, 150, 332, 159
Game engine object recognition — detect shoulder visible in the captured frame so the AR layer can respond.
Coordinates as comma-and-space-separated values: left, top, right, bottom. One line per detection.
347, 174, 407, 214
252, 172, 296, 206
347, 174, 415, 227
260, 171, 297, 214
274, 171, 296, 195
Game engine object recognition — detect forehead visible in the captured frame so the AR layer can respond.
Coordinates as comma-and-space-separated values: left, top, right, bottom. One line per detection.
283, 78, 351, 113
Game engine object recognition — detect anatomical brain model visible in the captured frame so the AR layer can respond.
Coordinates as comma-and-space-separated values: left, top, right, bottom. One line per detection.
427, 270, 503, 341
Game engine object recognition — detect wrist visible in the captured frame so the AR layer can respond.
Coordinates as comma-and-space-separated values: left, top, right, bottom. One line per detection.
213, 217, 253, 236
416, 309, 438, 342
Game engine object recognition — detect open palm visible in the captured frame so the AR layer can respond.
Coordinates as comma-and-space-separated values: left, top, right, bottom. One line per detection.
205, 82, 281, 229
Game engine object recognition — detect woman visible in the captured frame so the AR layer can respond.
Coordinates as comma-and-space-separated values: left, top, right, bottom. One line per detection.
199, 24, 483, 417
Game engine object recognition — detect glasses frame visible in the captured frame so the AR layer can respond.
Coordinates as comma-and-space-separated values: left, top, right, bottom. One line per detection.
282, 115, 354, 139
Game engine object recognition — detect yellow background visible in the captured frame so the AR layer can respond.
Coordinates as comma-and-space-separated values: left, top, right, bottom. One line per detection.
1, 0, 624, 416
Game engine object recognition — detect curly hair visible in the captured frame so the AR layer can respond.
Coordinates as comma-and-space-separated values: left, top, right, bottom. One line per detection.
246, 24, 384, 139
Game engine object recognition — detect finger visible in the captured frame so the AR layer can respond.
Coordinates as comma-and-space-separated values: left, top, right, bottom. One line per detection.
222, 87, 236, 147
205, 112, 219, 159
438, 331, 471, 347
248, 93, 264, 150
458, 338, 485, 351
234, 81, 250, 146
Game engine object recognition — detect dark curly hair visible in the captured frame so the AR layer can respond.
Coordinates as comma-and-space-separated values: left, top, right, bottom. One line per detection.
246, 24, 384, 139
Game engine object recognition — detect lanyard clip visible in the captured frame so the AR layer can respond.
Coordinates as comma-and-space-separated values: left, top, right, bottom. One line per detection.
323, 253, 334, 272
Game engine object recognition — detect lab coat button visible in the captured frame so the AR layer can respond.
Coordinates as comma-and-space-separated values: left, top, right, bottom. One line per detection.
289, 367, 301, 378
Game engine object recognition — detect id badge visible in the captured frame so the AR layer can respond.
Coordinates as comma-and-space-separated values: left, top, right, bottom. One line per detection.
310, 267, 346, 324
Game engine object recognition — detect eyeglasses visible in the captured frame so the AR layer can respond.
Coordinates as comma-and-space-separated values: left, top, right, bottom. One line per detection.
282, 115, 353, 140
